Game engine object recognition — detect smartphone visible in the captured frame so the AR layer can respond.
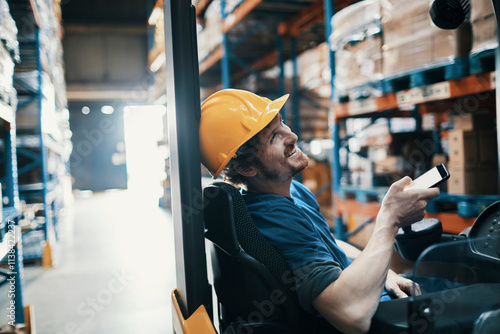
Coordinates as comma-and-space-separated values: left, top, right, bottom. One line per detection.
405, 163, 450, 191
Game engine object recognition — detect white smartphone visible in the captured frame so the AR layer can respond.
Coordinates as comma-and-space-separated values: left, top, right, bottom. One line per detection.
405, 163, 450, 191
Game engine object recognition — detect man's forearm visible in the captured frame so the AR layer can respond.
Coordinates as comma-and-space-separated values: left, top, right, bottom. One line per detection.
313, 177, 439, 333
313, 218, 398, 333
337, 239, 362, 260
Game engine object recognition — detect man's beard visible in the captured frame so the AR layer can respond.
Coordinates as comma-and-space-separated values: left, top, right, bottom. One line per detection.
255, 152, 309, 183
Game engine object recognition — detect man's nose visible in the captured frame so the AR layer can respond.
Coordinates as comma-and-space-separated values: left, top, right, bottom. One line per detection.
284, 128, 298, 145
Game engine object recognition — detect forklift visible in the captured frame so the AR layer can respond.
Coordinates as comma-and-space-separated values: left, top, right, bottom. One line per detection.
163, 0, 500, 333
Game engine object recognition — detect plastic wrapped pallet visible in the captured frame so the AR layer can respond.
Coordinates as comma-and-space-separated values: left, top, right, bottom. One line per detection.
0, 43, 15, 106
0, 0, 19, 61
297, 43, 331, 92
197, 0, 242, 61
285, 94, 330, 141
330, 0, 383, 100
381, 0, 471, 78
470, 0, 497, 53
197, 0, 222, 61
471, 0, 495, 22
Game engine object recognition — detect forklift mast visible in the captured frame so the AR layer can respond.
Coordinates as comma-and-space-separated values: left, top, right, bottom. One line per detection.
163, 0, 212, 318
161, 0, 500, 330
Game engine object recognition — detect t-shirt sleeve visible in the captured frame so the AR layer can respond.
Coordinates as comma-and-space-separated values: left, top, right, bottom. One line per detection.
292, 260, 342, 313
248, 203, 339, 269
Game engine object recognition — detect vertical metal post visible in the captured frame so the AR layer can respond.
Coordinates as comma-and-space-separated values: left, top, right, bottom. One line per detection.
220, 0, 231, 88
290, 37, 300, 141
411, 105, 421, 131
493, 0, 500, 191
13, 221, 25, 324
325, 0, 344, 239
276, 27, 285, 113
164, 0, 211, 316
290, 36, 302, 183
36, 28, 50, 240
4, 124, 19, 209
146, 0, 156, 53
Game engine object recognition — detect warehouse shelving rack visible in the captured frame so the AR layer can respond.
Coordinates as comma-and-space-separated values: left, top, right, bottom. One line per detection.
9, 0, 71, 263
155, 0, 500, 242
0, 1, 26, 324
329, 70, 499, 238
147, 0, 353, 197
197, 0, 340, 140
326, 0, 500, 240
148, 0, 358, 125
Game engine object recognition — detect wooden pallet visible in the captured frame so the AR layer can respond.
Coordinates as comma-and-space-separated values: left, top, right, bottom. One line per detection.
427, 193, 499, 218
338, 186, 387, 203
383, 58, 470, 93
334, 80, 385, 103
470, 48, 496, 75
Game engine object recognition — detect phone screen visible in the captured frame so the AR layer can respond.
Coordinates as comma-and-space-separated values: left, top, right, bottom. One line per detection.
405, 163, 449, 191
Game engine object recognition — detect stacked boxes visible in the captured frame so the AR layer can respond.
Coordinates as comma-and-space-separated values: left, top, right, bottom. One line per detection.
470, 0, 497, 53
295, 43, 331, 141
197, 0, 222, 61
0, 0, 18, 109
448, 112, 498, 194
330, 0, 383, 100
0, 40, 16, 107
197, 0, 243, 61
287, 95, 330, 141
381, 0, 471, 78
297, 43, 331, 95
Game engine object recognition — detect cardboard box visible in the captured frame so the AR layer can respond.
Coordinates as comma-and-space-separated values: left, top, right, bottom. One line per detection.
478, 130, 498, 164
471, 0, 495, 22
452, 112, 494, 131
432, 154, 448, 167
471, 15, 498, 53
448, 164, 498, 195
448, 130, 479, 165
448, 129, 498, 165
432, 22, 472, 61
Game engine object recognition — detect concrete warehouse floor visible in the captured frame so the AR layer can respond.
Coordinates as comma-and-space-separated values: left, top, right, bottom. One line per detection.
0, 187, 176, 334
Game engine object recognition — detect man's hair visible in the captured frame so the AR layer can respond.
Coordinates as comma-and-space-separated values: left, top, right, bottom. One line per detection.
222, 133, 262, 187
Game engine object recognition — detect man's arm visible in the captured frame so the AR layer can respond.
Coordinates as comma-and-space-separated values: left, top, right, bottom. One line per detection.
337, 226, 421, 298
312, 177, 439, 334
337, 240, 361, 260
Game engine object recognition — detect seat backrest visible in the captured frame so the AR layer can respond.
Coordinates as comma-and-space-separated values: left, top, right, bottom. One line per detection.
204, 182, 318, 333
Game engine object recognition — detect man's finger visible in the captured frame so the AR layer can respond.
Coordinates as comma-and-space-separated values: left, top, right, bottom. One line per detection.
393, 287, 409, 299
411, 282, 422, 296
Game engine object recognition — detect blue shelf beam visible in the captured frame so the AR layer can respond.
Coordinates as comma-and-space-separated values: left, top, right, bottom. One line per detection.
220, 0, 231, 88
2, 124, 20, 209
324, 0, 345, 240
0, 215, 25, 324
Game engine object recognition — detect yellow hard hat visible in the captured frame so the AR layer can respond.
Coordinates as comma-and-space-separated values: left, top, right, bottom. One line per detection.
199, 89, 289, 179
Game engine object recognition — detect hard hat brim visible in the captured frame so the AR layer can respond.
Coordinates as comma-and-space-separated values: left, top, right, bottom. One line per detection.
211, 93, 289, 179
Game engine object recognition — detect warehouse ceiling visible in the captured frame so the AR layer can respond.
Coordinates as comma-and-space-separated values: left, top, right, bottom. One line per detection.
60, 0, 151, 102
61, 0, 149, 25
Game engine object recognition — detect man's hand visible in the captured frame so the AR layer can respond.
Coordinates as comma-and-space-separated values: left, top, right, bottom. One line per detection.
378, 176, 440, 231
385, 270, 421, 298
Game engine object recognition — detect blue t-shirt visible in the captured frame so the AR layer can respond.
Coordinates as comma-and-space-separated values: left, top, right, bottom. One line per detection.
243, 180, 394, 313
243, 180, 352, 270
242, 180, 356, 312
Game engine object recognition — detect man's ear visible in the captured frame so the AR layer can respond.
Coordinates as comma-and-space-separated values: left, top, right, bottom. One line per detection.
233, 161, 257, 177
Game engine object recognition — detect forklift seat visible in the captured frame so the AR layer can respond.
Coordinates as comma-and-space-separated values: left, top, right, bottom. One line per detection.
203, 182, 331, 334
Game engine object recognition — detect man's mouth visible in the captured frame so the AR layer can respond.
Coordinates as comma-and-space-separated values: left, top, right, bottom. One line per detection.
286, 148, 297, 158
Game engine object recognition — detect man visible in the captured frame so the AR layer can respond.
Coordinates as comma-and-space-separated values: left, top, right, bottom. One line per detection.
199, 89, 440, 333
